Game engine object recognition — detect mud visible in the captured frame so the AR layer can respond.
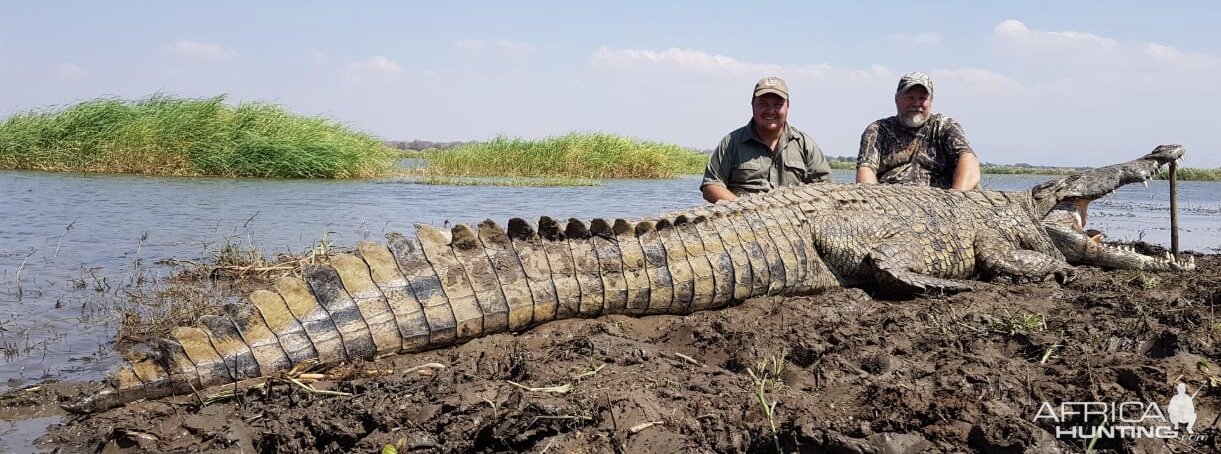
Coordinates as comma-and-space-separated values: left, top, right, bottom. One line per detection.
5, 251, 1220, 453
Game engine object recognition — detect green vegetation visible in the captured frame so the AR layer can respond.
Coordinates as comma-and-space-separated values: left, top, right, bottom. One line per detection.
980, 165, 1081, 175
0, 94, 397, 178
826, 157, 1218, 181
1155, 167, 1221, 181
417, 176, 600, 187
827, 157, 856, 170
978, 164, 1219, 180
415, 133, 707, 179
827, 158, 1087, 176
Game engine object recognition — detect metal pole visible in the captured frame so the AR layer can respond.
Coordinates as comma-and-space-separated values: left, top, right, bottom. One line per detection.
1169, 161, 1179, 257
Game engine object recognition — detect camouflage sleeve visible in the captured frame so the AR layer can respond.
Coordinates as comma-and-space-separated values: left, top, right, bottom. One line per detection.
804, 139, 832, 183
857, 121, 882, 169
941, 117, 975, 158
701, 134, 734, 188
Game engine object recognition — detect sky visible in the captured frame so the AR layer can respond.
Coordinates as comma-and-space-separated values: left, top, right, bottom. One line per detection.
2, 1, 1219, 167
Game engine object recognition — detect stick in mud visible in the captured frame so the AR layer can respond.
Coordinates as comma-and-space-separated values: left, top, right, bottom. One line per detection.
1170, 161, 1179, 256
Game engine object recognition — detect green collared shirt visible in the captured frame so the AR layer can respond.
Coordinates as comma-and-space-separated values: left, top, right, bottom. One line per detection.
702, 121, 831, 196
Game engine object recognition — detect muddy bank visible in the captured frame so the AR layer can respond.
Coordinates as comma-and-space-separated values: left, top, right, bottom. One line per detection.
6, 254, 1220, 453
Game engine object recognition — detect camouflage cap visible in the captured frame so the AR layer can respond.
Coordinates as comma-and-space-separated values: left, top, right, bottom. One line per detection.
753, 76, 789, 100
896, 71, 934, 96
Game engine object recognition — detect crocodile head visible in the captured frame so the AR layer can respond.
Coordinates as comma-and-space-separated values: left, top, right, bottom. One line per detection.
1029, 144, 1194, 271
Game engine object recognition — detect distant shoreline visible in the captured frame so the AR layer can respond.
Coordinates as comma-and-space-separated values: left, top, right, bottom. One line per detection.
389, 140, 1220, 181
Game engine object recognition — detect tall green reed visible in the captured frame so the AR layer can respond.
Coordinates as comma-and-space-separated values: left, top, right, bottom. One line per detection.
0, 94, 397, 178
419, 132, 707, 179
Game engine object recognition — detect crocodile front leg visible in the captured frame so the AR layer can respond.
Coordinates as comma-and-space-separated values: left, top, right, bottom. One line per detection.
868, 239, 975, 295
974, 233, 1075, 284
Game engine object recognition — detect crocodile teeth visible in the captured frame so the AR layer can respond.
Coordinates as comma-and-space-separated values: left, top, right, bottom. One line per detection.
1142, 180, 1149, 189
1190, 256, 1196, 266
1165, 252, 1174, 262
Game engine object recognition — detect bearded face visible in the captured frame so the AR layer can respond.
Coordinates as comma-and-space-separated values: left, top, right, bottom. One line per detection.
895, 86, 932, 129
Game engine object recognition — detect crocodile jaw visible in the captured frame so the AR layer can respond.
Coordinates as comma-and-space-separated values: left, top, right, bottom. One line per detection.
1033, 144, 1194, 271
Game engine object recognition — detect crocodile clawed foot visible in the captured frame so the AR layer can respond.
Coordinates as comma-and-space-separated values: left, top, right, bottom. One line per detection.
875, 269, 974, 296
1054, 267, 1076, 285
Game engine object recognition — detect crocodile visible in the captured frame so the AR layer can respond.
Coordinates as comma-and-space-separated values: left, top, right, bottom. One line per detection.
68, 145, 1194, 413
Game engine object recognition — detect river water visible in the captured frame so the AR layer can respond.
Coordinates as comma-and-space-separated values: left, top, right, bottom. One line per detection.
0, 169, 1218, 449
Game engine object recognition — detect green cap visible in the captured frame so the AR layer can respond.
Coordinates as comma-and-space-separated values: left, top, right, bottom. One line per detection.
896, 71, 933, 96
753, 76, 789, 100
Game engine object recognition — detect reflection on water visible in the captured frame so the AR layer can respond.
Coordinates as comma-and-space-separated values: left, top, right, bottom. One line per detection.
0, 169, 1217, 391
0, 416, 59, 452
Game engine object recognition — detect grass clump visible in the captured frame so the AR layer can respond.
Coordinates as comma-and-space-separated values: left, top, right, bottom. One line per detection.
116, 235, 345, 347
0, 94, 398, 178
417, 133, 707, 179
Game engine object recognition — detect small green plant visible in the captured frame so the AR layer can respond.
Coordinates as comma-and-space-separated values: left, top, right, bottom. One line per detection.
990, 311, 1047, 335
311, 231, 337, 259
747, 348, 788, 452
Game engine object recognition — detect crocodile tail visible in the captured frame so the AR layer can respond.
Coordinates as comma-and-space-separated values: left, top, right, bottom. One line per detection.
71, 193, 837, 413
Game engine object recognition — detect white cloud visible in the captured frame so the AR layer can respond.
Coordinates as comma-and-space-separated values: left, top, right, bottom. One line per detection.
994, 19, 1117, 52
345, 56, 402, 82
591, 47, 900, 84
992, 19, 1221, 90
306, 48, 325, 62
590, 47, 900, 88
930, 68, 1022, 95
57, 63, 83, 80
454, 39, 485, 51
166, 40, 237, 59
591, 47, 781, 75
494, 39, 534, 52
891, 32, 942, 45
1141, 42, 1221, 71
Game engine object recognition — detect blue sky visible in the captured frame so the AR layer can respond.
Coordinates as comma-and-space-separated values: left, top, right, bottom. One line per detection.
3, 1, 1219, 166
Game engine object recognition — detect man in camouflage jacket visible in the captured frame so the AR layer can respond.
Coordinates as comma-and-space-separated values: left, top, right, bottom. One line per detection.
856, 72, 981, 190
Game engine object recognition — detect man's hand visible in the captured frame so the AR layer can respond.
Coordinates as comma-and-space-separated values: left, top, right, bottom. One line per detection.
701, 184, 738, 203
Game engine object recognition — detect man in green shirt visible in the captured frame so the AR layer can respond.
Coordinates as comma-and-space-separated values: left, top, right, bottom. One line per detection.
856, 71, 981, 190
701, 76, 832, 203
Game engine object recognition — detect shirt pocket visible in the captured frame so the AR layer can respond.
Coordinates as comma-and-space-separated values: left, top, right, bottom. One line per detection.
782, 160, 809, 182
730, 159, 767, 185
